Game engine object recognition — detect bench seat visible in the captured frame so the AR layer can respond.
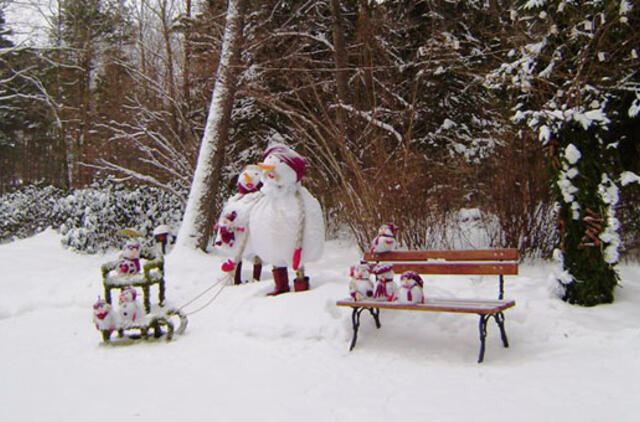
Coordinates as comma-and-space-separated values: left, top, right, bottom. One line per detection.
336, 297, 515, 314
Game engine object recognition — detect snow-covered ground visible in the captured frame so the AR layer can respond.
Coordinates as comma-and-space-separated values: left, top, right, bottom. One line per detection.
1, 229, 639, 421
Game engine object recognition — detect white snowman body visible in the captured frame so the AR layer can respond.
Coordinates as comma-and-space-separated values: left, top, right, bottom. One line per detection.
215, 165, 265, 260
396, 272, 424, 304
118, 239, 141, 275
349, 264, 374, 301
117, 287, 146, 328
248, 145, 324, 268
373, 265, 397, 302
93, 299, 119, 332
370, 224, 398, 253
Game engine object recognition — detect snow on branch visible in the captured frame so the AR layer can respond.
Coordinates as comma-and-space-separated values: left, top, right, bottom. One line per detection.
337, 104, 404, 145
621, 171, 640, 187
270, 31, 335, 52
86, 160, 187, 204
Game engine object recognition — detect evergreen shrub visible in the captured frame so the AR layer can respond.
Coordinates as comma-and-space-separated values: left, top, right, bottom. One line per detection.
0, 181, 184, 253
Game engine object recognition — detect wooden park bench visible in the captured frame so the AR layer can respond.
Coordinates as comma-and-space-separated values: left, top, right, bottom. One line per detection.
336, 248, 518, 363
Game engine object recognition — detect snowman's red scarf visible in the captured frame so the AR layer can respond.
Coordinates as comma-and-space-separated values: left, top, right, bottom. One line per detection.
94, 311, 109, 321
374, 278, 394, 298
404, 282, 423, 303
371, 234, 395, 252
122, 257, 141, 272
237, 182, 263, 195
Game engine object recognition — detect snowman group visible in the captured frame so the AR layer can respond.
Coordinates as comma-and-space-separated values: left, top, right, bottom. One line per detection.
349, 263, 424, 304
214, 143, 325, 296
349, 223, 425, 304
92, 286, 147, 335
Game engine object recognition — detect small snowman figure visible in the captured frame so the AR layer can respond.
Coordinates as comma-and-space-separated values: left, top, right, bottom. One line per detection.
92, 297, 119, 334
372, 263, 397, 302
118, 286, 146, 328
117, 230, 143, 275
215, 165, 265, 284
348, 263, 374, 301
396, 271, 424, 304
370, 223, 399, 253
215, 210, 239, 248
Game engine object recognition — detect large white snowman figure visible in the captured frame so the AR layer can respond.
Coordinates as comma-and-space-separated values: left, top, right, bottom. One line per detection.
248, 143, 325, 295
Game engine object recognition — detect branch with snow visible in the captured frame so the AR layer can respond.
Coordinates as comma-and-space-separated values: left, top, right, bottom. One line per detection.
336, 104, 404, 145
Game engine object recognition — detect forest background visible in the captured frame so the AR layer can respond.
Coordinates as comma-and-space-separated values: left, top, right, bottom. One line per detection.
1, 1, 639, 297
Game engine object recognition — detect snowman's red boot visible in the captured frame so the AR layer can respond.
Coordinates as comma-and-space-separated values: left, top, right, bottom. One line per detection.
234, 261, 243, 285
268, 267, 290, 296
293, 268, 310, 292
252, 257, 262, 282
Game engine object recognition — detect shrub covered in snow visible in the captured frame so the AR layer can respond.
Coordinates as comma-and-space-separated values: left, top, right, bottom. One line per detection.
0, 181, 185, 253
57, 180, 184, 254
0, 185, 65, 243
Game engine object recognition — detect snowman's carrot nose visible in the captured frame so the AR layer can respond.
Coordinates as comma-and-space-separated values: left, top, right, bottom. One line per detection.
257, 163, 276, 172
243, 172, 252, 184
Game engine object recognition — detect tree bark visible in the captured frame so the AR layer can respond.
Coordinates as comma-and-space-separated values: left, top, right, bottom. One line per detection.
330, 0, 349, 133
177, 0, 246, 250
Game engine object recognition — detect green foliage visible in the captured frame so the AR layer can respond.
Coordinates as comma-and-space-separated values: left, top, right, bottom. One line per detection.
0, 185, 66, 243
553, 123, 619, 306
57, 179, 185, 253
0, 181, 185, 253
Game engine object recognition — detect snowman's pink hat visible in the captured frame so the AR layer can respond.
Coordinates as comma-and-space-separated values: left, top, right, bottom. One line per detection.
400, 271, 423, 287
372, 263, 394, 275
262, 143, 306, 182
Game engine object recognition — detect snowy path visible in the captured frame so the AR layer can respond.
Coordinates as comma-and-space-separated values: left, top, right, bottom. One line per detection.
1, 230, 639, 421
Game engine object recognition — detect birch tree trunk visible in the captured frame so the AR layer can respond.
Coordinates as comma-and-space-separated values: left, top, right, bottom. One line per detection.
177, 0, 245, 250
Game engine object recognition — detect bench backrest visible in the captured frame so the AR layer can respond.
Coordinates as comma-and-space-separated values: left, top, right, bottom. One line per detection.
363, 248, 519, 299
363, 249, 518, 274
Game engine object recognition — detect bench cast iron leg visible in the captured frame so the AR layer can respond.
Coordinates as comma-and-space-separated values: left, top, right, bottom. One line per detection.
478, 314, 489, 363
493, 312, 509, 348
350, 307, 363, 351
478, 312, 510, 363
369, 308, 381, 329
349, 307, 382, 351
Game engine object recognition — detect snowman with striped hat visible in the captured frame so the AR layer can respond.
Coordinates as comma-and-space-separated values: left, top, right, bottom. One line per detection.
248, 143, 325, 295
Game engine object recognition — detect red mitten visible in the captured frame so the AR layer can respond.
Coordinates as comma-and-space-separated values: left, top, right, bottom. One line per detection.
221, 259, 236, 272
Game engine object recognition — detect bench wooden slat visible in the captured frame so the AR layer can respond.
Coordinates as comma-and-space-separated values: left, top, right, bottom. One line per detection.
336, 298, 516, 315
389, 262, 518, 275
364, 248, 518, 262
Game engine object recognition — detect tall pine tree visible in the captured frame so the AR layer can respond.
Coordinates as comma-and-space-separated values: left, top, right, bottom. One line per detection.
488, 0, 639, 305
